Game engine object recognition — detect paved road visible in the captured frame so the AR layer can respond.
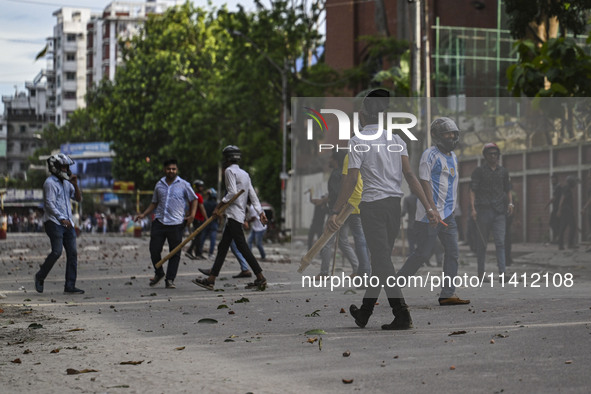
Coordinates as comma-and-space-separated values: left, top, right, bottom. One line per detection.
1, 233, 590, 393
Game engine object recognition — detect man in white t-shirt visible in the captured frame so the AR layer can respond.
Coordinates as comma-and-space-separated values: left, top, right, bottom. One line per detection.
328, 89, 439, 330
397, 117, 470, 306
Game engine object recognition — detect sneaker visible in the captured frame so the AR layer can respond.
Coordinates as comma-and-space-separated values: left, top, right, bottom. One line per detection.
192, 277, 214, 290
149, 273, 165, 287
438, 295, 470, 306
185, 251, 197, 260
34, 273, 44, 293
165, 280, 176, 289
64, 287, 85, 294
232, 270, 253, 278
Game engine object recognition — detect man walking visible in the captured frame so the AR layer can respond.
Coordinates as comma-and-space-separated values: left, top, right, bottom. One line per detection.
135, 158, 197, 289
34, 153, 84, 294
192, 145, 268, 290
328, 88, 439, 330
397, 117, 470, 306
185, 179, 208, 260
470, 143, 513, 279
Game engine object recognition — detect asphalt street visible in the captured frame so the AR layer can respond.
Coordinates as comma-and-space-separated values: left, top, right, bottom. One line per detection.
1, 232, 590, 393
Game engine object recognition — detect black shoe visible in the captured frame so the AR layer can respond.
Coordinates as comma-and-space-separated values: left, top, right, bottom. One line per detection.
34, 274, 44, 293
192, 277, 214, 290
232, 270, 253, 278
381, 309, 413, 330
198, 268, 211, 275
350, 304, 371, 328
64, 287, 85, 294
149, 273, 165, 287
195, 254, 206, 260
165, 279, 176, 289
185, 251, 197, 260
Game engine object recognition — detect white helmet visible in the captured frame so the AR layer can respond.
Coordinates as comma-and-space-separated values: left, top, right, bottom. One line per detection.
47, 153, 74, 180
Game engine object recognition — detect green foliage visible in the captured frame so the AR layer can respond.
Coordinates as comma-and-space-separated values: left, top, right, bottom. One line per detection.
505, 0, 591, 40
507, 37, 591, 97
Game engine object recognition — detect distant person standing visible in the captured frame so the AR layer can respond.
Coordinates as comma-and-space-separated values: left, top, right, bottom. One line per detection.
545, 174, 563, 243
34, 154, 84, 294
306, 188, 328, 250
185, 179, 208, 260
199, 188, 219, 259
557, 176, 579, 250
247, 202, 267, 260
470, 143, 514, 279
135, 158, 197, 289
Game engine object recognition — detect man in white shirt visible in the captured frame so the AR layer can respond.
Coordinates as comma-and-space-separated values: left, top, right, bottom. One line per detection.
193, 145, 268, 291
328, 89, 439, 330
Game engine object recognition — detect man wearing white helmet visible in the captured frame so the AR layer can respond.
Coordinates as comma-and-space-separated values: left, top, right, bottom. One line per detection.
397, 117, 470, 306
34, 153, 84, 294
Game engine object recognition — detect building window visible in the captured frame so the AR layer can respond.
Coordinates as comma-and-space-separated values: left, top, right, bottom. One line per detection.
57, 94, 61, 106
56, 36, 61, 49
64, 91, 76, 99
66, 52, 76, 61
56, 55, 61, 69
20, 162, 27, 172
20, 125, 26, 133
67, 33, 77, 42
7, 142, 13, 152
21, 143, 28, 152
57, 75, 61, 88
57, 114, 61, 126
66, 72, 76, 80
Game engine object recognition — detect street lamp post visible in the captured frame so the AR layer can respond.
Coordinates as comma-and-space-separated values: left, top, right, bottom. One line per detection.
232, 30, 289, 232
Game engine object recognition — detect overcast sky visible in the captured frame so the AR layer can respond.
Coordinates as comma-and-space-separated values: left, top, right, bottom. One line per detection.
0, 0, 257, 114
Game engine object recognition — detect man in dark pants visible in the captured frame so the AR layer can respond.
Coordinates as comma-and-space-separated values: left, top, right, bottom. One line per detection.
328, 89, 439, 330
470, 143, 514, 279
35, 153, 84, 294
557, 175, 579, 250
185, 179, 208, 260
192, 145, 268, 291
135, 158, 197, 289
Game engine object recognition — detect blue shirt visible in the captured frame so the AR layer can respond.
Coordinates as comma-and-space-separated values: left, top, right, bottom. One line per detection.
416, 146, 458, 222
42, 175, 76, 226
151, 176, 196, 225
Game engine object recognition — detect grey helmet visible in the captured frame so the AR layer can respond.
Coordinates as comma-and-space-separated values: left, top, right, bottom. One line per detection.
193, 179, 205, 188
431, 117, 460, 152
47, 153, 74, 180
222, 145, 241, 163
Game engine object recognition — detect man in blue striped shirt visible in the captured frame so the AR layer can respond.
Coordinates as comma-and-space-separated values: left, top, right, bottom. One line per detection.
135, 158, 197, 289
397, 118, 470, 306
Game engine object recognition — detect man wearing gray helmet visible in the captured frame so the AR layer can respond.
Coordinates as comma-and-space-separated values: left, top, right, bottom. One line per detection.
397, 117, 470, 306
34, 153, 84, 294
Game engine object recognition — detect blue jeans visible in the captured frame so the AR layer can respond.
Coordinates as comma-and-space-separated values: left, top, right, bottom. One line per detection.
319, 219, 359, 275
347, 214, 371, 275
248, 229, 267, 259
37, 221, 78, 290
199, 220, 218, 256
230, 240, 249, 271
398, 216, 459, 299
149, 219, 185, 281
475, 207, 506, 276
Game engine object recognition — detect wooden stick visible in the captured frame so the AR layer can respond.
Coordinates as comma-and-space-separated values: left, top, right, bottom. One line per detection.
155, 190, 244, 269
330, 230, 340, 276
297, 204, 355, 273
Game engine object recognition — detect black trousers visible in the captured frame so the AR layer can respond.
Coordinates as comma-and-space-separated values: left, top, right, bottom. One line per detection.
359, 197, 405, 301
210, 218, 262, 277
150, 219, 184, 280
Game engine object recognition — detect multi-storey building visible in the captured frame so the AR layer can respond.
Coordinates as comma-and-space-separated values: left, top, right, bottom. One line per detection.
1, 71, 51, 178
86, 1, 170, 88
